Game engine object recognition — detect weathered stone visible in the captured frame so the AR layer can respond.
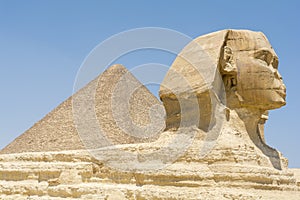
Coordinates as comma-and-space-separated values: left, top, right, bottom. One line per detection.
159, 29, 288, 170
0, 150, 299, 199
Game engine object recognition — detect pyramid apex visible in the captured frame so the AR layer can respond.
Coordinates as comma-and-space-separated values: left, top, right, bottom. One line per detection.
106, 64, 128, 71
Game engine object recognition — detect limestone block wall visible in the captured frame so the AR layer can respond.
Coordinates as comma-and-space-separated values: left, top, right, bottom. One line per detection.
0, 150, 299, 200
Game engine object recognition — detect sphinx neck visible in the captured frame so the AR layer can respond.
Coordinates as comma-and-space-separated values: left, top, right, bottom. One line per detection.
234, 107, 265, 145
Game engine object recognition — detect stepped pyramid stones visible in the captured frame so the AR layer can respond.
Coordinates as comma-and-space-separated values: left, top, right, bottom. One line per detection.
1, 64, 165, 154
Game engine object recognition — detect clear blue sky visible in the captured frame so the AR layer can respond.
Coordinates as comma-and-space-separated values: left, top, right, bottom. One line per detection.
0, 0, 299, 167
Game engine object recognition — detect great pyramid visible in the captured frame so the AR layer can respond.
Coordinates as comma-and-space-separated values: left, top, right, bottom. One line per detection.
0, 64, 165, 154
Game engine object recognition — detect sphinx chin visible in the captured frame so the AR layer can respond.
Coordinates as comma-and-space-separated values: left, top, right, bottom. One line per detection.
271, 100, 286, 109
267, 93, 287, 110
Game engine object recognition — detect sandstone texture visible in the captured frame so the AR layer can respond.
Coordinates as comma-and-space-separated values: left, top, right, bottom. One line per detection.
0, 29, 299, 199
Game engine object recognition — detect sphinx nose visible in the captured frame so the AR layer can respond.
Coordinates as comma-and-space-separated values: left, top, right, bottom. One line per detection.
274, 70, 283, 80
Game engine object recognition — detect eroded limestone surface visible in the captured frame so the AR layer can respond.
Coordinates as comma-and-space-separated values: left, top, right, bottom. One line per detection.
0, 150, 299, 199
160, 29, 288, 170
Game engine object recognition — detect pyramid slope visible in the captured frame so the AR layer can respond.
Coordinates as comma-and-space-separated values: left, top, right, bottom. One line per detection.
1, 64, 164, 154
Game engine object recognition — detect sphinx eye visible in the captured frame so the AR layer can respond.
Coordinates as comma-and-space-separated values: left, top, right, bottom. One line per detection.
257, 54, 267, 62
254, 49, 273, 65
272, 57, 279, 69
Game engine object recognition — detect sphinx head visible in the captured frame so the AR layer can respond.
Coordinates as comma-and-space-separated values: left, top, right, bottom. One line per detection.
160, 29, 286, 131
220, 30, 286, 111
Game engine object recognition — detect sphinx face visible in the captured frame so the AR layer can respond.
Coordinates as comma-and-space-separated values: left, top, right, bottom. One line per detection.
235, 45, 286, 110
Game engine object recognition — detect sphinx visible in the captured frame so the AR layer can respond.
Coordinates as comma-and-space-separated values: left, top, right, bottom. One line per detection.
159, 29, 287, 170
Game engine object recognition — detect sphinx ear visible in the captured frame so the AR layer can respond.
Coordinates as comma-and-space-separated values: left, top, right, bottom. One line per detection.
220, 46, 237, 90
